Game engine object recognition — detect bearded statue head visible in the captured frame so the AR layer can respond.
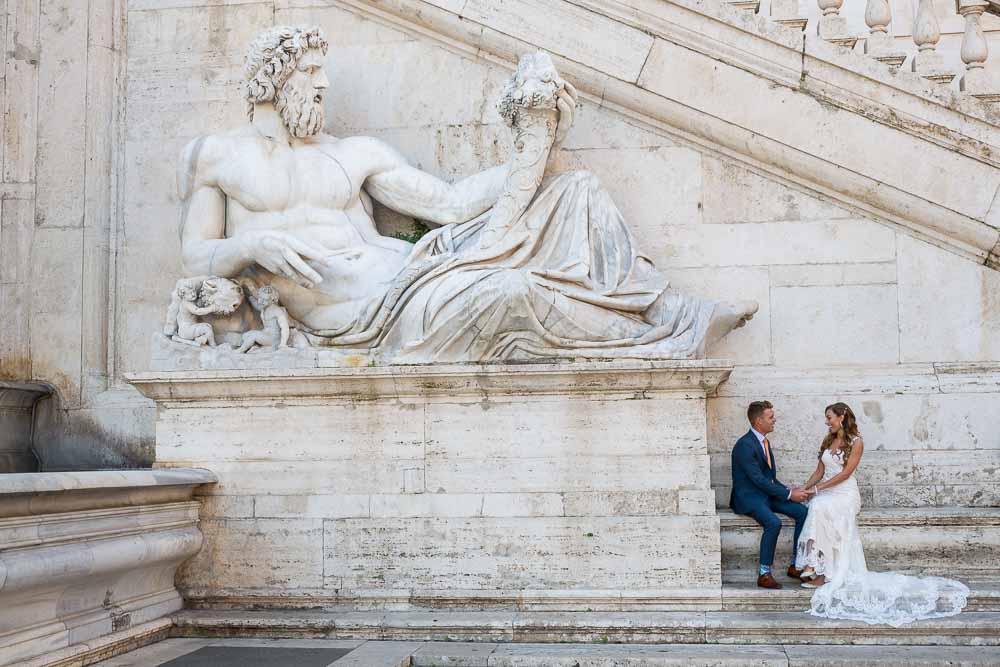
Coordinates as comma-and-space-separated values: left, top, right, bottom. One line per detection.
243, 25, 329, 138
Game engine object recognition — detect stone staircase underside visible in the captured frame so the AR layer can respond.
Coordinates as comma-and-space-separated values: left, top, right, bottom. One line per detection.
345, 0, 1000, 269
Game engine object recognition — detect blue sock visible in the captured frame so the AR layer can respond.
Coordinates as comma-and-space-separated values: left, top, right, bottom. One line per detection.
759, 564, 772, 576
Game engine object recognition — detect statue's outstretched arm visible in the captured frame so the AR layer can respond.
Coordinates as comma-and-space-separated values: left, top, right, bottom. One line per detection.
362, 139, 510, 225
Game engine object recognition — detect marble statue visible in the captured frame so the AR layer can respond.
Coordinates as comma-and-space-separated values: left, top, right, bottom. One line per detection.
237, 285, 310, 353
173, 25, 756, 362
163, 276, 244, 347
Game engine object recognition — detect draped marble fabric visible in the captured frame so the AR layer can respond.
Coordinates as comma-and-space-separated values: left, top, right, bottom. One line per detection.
310, 170, 718, 362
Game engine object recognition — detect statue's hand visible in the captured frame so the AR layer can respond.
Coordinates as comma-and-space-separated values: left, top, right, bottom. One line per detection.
239, 230, 329, 288
553, 81, 578, 147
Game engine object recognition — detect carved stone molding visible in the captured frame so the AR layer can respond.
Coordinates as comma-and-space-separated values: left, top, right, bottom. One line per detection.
0, 469, 216, 666
128, 359, 735, 406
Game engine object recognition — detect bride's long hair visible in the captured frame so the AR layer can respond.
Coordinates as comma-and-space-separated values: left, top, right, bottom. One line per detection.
819, 402, 859, 461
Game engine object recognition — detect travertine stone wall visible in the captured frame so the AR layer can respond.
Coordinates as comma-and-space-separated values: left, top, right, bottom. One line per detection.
137, 362, 726, 608
118, 1, 1000, 506
0, 0, 156, 469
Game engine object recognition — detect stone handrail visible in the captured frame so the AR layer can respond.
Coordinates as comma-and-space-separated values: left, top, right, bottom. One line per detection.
738, 0, 1000, 101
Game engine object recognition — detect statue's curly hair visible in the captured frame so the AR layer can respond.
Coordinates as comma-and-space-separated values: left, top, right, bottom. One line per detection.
243, 25, 328, 120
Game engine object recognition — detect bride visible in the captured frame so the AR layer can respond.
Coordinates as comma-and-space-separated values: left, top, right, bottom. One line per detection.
794, 402, 969, 626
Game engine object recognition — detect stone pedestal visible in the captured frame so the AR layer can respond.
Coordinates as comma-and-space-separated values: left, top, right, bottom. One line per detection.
129, 359, 733, 611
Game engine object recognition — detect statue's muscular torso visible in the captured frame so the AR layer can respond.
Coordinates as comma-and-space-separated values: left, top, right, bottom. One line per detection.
186, 126, 413, 329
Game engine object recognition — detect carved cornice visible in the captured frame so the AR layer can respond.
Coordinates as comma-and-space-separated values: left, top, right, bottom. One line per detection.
340, 0, 1000, 269
127, 359, 735, 406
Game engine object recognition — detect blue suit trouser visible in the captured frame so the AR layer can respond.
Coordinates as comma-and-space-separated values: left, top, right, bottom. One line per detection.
746, 498, 808, 567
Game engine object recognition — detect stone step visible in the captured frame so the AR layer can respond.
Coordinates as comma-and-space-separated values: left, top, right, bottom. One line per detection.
720, 580, 1000, 612
719, 507, 1000, 580
411, 643, 1000, 666
86, 638, 1000, 667
172, 609, 1000, 646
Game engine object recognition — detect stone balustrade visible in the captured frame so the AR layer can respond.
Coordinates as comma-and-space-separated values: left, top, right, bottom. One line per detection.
0, 469, 216, 666
723, 0, 1000, 101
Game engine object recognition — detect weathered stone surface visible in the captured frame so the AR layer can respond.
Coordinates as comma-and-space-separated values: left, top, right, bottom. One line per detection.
783, 644, 1000, 666
325, 516, 722, 591
770, 284, 900, 366
701, 157, 850, 225
179, 518, 325, 593
897, 235, 1000, 362
169, 607, 1000, 645
135, 362, 727, 607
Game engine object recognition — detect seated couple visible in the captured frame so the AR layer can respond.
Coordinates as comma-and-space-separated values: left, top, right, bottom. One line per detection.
731, 400, 969, 626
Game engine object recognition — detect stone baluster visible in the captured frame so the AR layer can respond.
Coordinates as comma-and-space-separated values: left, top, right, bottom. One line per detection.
818, 0, 860, 48
911, 0, 956, 83
957, 0, 1000, 101
864, 0, 907, 67
770, 0, 809, 31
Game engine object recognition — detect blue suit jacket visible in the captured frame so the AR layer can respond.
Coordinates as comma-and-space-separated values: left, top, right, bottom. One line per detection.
730, 430, 790, 515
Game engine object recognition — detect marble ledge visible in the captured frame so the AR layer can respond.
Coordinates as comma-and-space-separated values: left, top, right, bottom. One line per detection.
0, 468, 217, 518
713, 362, 1000, 396
0, 468, 217, 496
126, 358, 736, 405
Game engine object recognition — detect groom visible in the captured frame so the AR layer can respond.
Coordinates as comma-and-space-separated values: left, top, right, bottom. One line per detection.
730, 400, 810, 589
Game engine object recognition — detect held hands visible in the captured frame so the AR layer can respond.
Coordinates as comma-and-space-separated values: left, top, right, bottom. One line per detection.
790, 487, 817, 503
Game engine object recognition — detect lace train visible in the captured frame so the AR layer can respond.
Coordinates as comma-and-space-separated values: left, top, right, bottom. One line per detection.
810, 571, 970, 627
795, 447, 969, 626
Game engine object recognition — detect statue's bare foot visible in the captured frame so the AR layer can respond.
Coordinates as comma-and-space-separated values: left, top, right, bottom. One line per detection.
706, 300, 759, 346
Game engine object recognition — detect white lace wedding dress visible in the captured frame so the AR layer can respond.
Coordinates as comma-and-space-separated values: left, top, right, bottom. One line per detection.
795, 439, 969, 626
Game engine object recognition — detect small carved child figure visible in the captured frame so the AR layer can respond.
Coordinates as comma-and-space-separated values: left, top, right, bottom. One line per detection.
164, 277, 220, 347
237, 285, 291, 353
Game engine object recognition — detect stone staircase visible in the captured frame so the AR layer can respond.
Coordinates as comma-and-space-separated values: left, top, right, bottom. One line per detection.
719, 506, 1000, 582
23, 503, 1000, 664
168, 594, 1000, 646
153, 505, 1000, 656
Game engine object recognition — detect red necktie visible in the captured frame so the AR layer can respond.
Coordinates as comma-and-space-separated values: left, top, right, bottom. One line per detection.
763, 437, 772, 469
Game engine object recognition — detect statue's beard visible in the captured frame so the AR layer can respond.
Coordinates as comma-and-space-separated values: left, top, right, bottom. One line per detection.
275, 81, 325, 138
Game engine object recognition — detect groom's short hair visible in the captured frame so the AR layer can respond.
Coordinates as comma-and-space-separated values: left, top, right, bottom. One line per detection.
747, 400, 773, 425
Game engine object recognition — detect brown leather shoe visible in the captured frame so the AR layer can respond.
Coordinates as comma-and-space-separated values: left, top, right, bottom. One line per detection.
757, 572, 782, 589
787, 566, 804, 581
